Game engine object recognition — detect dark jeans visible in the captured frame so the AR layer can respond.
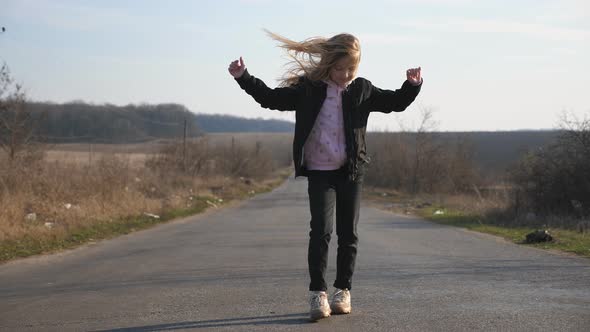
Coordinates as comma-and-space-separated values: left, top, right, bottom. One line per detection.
306, 163, 365, 291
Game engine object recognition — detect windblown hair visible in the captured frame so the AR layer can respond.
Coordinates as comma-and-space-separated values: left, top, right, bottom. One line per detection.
264, 29, 361, 87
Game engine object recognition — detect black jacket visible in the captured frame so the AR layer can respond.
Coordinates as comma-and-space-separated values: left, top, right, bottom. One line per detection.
235, 69, 422, 180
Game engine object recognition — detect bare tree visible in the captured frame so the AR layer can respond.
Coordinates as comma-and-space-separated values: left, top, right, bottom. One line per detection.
558, 111, 590, 156
0, 63, 34, 161
511, 110, 590, 217
448, 133, 478, 193
407, 107, 443, 193
365, 107, 480, 194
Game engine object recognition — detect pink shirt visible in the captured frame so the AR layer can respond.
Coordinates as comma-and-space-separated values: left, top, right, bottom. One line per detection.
303, 80, 348, 170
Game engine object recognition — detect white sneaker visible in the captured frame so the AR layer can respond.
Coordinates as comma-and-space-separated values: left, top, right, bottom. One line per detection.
330, 288, 351, 314
309, 291, 331, 321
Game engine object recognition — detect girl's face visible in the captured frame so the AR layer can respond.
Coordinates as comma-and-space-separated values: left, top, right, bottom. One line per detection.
329, 56, 357, 88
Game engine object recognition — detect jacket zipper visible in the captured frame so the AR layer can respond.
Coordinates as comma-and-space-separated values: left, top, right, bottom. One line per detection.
341, 89, 358, 180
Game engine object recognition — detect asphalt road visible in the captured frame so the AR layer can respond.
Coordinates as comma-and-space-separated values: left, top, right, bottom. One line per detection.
1, 176, 589, 331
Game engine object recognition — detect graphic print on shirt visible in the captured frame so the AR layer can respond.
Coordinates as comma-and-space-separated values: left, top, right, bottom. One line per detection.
303, 81, 348, 170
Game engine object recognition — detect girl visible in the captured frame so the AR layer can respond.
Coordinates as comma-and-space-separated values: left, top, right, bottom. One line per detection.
228, 30, 422, 321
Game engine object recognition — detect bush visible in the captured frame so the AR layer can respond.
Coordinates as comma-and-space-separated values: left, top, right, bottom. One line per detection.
366, 132, 481, 194
511, 112, 590, 217
146, 136, 286, 180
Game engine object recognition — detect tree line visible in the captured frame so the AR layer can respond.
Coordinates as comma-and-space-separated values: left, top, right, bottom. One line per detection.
27, 102, 296, 143
28, 102, 202, 143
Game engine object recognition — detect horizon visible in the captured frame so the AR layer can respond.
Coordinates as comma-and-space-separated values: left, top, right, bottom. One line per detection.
26, 99, 562, 134
1, 0, 588, 132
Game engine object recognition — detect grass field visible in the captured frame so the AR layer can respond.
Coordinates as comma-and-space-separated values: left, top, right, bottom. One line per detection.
0, 134, 293, 264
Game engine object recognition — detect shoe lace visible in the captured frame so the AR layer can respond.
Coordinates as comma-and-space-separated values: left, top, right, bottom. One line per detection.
310, 292, 326, 308
333, 289, 349, 304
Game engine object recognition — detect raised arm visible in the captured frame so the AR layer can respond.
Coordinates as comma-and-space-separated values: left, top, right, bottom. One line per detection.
364, 67, 423, 114
228, 56, 301, 111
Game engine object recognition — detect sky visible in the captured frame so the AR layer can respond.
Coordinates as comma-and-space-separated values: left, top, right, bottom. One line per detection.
0, 0, 588, 131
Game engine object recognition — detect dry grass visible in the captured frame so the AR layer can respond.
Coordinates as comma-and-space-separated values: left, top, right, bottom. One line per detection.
44, 150, 150, 168
0, 155, 196, 241
363, 185, 510, 216
0, 134, 293, 260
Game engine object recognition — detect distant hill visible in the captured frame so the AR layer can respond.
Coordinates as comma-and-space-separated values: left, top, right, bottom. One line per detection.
28, 102, 200, 143
193, 113, 294, 133
25, 102, 294, 143
447, 130, 560, 173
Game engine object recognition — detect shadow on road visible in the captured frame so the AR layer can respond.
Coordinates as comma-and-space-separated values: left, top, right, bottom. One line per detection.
91, 313, 312, 331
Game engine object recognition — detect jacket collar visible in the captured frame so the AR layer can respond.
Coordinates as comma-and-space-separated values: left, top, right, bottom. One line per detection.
323, 79, 351, 90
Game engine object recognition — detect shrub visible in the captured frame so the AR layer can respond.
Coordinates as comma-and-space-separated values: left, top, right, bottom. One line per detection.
511, 112, 590, 217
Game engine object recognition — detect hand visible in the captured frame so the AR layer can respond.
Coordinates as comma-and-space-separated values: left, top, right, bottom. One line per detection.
228, 56, 246, 78
406, 67, 422, 85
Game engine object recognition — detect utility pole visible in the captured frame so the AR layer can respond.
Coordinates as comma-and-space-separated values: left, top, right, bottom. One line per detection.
183, 118, 187, 171
88, 139, 92, 167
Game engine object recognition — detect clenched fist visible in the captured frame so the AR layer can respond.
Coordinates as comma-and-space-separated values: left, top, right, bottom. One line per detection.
406, 67, 422, 86
228, 56, 246, 79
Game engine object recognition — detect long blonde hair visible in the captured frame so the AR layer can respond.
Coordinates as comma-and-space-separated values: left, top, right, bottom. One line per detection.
264, 29, 361, 87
